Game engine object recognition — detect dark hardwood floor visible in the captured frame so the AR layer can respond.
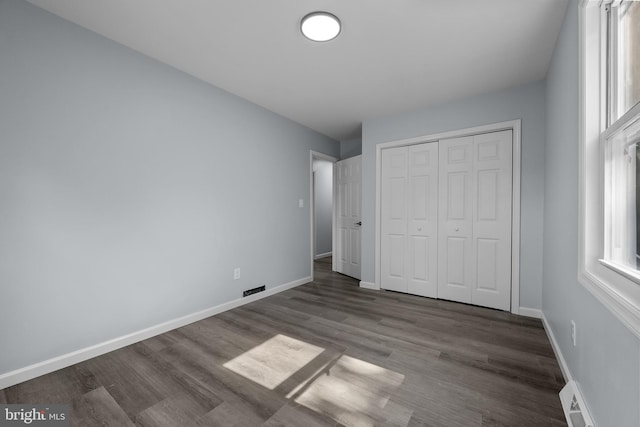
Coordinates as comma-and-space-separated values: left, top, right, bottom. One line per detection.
0, 257, 566, 426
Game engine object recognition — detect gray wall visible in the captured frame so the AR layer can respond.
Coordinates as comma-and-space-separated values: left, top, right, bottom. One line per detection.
313, 159, 333, 257
542, 1, 640, 425
0, 0, 339, 376
362, 82, 546, 310
340, 138, 362, 159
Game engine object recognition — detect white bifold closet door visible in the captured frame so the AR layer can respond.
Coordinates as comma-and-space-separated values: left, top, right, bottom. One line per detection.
438, 130, 512, 310
380, 130, 512, 311
380, 142, 439, 298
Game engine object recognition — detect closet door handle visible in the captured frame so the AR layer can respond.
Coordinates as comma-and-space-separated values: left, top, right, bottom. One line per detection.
355, 221, 362, 226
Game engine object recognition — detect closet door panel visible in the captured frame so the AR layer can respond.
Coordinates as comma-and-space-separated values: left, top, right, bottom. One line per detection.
471, 130, 512, 310
438, 136, 473, 304
381, 147, 408, 292
407, 142, 438, 297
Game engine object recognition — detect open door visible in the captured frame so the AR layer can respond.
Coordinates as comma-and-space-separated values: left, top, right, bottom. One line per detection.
334, 155, 362, 280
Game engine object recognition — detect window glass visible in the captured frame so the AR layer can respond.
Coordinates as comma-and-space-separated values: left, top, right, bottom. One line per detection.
613, 1, 640, 121
606, 116, 640, 270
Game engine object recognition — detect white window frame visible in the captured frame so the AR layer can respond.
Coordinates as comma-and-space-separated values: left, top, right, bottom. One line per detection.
579, 0, 640, 338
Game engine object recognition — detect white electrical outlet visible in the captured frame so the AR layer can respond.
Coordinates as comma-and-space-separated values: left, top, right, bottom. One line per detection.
233, 268, 241, 280
571, 320, 576, 346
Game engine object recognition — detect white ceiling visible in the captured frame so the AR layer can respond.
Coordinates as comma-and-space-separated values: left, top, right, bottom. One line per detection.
26, 0, 568, 141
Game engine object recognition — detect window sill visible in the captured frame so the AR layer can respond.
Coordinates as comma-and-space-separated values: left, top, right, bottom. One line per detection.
599, 259, 640, 286
579, 261, 640, 338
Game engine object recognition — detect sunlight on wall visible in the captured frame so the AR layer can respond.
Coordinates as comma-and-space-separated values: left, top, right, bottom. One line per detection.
223, 334, 324, 390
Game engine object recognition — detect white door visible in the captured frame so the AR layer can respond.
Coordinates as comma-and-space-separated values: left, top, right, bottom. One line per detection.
407, 143, 439, 297
438, 130, 512, 310
380, 147, 408, 292
335, 155, 362, 280
471, 131, 512, 310
437, 136, 474, 304
380, 143, 438, 297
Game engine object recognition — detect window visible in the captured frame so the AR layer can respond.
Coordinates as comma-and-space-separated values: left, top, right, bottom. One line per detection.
579, 1, 640, 338
602, 1, 640, 276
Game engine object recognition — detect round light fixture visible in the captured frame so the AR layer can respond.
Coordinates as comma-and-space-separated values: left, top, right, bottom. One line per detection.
301, 12, 341, 42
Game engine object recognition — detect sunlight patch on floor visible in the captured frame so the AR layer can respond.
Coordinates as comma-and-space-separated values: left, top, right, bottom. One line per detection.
223, 334, 324, 390
294, 355, 405, 427
223, 334, 406, 426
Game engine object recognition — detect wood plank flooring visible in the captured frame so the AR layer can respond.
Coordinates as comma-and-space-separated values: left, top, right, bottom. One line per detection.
0, 257, 566, 426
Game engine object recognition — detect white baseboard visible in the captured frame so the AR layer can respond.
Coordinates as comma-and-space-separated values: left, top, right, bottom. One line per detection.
314, 252, 332, 260
541, 312, 573, 383
518, 307, 542, 319
0, 276, 312, 390
359, 281, 380, 290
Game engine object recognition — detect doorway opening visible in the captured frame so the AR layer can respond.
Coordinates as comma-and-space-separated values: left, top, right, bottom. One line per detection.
310, 151, 338, 281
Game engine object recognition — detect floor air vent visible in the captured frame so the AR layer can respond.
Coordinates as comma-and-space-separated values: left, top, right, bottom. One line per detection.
559, 380, 594, 427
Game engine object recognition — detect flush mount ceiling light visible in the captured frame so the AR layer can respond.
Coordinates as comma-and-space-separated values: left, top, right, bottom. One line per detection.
301, 12, 341, 42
